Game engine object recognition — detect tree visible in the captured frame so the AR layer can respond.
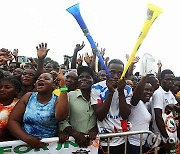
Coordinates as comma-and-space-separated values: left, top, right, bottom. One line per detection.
34, 57, 60, 71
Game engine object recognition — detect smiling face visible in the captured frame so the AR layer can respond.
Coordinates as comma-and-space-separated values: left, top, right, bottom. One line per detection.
141, 83, 153, 103
35, 73, 54, 93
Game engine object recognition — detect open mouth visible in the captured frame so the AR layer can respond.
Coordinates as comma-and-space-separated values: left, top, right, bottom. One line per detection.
37, 82, 45, 88
145, 94, 151, 100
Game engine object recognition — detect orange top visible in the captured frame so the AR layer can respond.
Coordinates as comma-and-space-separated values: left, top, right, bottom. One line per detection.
176, 91, 180, 97
0, 98, 19, 130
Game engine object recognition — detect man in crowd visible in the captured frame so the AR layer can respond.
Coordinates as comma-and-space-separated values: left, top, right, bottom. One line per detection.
151, 69, 180, 154
91, 59, 133, 154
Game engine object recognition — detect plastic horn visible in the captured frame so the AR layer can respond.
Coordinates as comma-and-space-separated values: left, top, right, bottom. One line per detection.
120, 3, 163, 79
66, 3, 111, 78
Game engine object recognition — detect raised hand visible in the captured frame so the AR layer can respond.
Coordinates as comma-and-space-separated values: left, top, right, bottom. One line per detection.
99, 48, 105, 57
105, 57, 109, 64
36, 42, 50, 60
157, 60, 162, 68
132, 56, 140, 64
84, 52, 92, 65
12, 49, 18, 57
4, 50, 13, 61
74, 41, 85, 53
56, 69, 66, 88
0, 48, 13, 62
91, 42, 98, 54
76, 54, 83, 66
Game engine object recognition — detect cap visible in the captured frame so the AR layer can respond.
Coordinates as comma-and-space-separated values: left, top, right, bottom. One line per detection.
77, 66, 94, 78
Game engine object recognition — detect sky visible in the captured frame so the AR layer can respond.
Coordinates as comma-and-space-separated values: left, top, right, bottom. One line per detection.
0, 0, 180, 76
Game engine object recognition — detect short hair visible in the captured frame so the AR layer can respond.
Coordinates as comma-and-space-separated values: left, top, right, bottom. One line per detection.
160, 69, 174, 80
108, 59, 124, 68
147, 76, 158, 85
0, 76, 22, 92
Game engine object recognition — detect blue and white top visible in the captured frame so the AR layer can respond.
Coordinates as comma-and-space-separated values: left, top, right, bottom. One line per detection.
91, 80, 133, 146
23, 92, 58, 138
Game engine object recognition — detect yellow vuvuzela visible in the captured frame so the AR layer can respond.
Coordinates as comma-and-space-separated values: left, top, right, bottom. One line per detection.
120, 3, 163, 79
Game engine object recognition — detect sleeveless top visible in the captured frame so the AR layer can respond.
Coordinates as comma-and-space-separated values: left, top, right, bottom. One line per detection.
0, 98, 18, 130
23, 92, 58, 138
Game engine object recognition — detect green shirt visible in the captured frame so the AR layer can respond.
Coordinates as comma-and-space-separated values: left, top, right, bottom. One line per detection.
59, 90, 96, 134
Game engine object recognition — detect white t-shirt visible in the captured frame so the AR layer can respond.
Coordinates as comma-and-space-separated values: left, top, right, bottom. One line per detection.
128, 100, 151, 146
91, 80, 133, 146
151, 86, 178, 138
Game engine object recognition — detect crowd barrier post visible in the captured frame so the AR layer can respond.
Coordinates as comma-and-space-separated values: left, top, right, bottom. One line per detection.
98, 130, 158, 154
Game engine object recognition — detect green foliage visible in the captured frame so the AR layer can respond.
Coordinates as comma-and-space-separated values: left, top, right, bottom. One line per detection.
34, 57, 60, 71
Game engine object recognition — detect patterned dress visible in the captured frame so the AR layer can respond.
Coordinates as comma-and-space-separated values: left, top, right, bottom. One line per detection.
0, 98, 18, 130
23, 92, 58, 138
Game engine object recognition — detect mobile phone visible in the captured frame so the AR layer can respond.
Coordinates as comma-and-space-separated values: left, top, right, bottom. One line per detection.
17, 56, 30, 63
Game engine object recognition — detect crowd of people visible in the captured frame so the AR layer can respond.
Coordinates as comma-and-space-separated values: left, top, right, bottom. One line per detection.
0, 41, 180, 154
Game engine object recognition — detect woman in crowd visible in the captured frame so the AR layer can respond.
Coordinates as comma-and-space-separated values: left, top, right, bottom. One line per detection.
17, 68, 37, 98
0, 77, 21, 141
8, 72, 68, 148
17, 42, 50, 98
12, 68, 23, 81
128, 75, 153, 154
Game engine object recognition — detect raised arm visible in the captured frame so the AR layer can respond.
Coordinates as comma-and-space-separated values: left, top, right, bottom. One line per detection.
157, 60, 162, 82
127, 56, 140, 77
90, 49, 96, 72
36, 42, 50, 77
84, 52, 91, 67
71, 41, 85, 69
55, 71, 69, 121
131, 76, 147, 106
28, 57, 38, 69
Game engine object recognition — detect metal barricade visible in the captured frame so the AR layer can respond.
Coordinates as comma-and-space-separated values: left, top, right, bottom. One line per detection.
98, 130, 158, 154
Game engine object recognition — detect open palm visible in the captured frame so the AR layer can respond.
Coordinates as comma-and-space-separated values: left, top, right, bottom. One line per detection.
36, 42, 50, 60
